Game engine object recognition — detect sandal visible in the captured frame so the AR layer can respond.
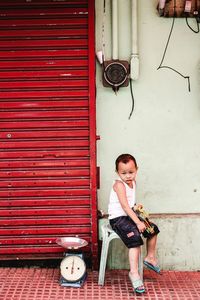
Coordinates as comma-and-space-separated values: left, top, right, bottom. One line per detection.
128, 272, 145, 294
144, 260, 161, 274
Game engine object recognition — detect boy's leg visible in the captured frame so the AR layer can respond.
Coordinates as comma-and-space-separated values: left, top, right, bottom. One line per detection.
144, 234, 158, 266
129, 246, 141, 278
129, 246, 145, 292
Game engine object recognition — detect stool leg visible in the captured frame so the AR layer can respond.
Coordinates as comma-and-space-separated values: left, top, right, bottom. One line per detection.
98, 233, 110, 285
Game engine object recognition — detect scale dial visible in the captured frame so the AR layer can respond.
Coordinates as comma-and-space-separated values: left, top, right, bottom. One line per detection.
60, 255, 86, 282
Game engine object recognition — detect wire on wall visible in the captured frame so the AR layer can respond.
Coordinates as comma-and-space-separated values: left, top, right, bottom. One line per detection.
128, 79, 135, 119
185, 17, 199, 33
157, 1, 191, 92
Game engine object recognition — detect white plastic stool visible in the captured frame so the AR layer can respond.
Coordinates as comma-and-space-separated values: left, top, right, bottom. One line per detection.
98, 221, 143, 285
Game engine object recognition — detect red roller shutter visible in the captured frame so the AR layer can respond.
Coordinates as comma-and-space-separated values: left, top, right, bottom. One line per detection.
0, 0, 98, 266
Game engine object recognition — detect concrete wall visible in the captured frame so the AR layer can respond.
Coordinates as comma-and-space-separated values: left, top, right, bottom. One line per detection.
99, 215, 200, 271
95, 0, 200, 270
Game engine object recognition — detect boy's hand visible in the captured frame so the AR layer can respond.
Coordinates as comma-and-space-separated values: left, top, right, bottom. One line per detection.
136, 221, 146, 233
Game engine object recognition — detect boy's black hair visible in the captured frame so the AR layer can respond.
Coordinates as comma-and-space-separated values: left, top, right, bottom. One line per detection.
115, 153, 138, 171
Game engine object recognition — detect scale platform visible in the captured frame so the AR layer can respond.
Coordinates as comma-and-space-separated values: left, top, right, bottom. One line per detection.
56, 237, 88, 250
56, 237, 88, 288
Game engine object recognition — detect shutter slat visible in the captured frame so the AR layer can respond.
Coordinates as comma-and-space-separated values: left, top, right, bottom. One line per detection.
0, 159, 89, 168
0, 130, 89, 138
0, 49, 88, 58
0, 90, 88, 99
0, 18, 87, 27
0, 7, 88, 17
0, 120, 89, 129
0, 217, 91, 226
0, 149, 90, 159
0, 80, 88, 89
0, 198, 90, 207
0, 227, 91, 236
0, 208, 91, 217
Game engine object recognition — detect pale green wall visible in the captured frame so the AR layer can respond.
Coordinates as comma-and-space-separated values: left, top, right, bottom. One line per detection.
95, 0, 200, 270
99, 216, 200, 271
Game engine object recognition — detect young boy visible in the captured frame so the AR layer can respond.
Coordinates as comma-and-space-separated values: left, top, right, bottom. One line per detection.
108, 154, 160, 294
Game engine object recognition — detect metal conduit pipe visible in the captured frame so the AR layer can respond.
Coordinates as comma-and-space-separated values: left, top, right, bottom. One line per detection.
130, 0, 139, 80
112, 0, 119, 60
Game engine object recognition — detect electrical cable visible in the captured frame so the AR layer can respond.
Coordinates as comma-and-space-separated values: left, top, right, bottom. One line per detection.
157, 0, 191, 92
128, 78, 135, 119
185, 17, 199, 33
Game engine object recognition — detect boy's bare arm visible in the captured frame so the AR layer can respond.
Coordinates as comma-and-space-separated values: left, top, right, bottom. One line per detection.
113, 181, 146, 232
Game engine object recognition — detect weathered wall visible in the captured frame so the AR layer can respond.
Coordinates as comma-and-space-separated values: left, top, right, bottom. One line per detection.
96, 0, 200, 270
99, 216, 200, 271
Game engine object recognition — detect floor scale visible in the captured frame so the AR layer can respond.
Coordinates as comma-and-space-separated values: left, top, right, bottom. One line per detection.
56, 237, 88, 288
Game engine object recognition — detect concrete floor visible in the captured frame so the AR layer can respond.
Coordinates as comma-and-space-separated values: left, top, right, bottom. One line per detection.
0, 268, 200, 300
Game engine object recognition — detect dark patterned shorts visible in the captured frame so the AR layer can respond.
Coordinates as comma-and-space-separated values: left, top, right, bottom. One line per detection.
109, 216, 160, 249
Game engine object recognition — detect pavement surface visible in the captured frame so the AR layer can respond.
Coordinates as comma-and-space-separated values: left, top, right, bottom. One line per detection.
0, 268, 200, 300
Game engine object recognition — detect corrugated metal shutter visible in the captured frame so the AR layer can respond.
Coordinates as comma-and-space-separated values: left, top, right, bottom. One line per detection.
0, 0, 98, 265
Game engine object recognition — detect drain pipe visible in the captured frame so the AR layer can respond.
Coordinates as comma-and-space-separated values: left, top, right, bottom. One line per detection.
130, 0, 139, 80
112, 0, 118, 60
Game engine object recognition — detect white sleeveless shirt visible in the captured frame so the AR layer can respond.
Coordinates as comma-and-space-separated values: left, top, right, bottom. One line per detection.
108, 178, 136, 219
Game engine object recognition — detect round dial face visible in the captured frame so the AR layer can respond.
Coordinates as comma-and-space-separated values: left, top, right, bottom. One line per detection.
60, 255, 86, 282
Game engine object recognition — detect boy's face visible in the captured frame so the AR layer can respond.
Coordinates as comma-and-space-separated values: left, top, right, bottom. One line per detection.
117, 160, 138, 186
